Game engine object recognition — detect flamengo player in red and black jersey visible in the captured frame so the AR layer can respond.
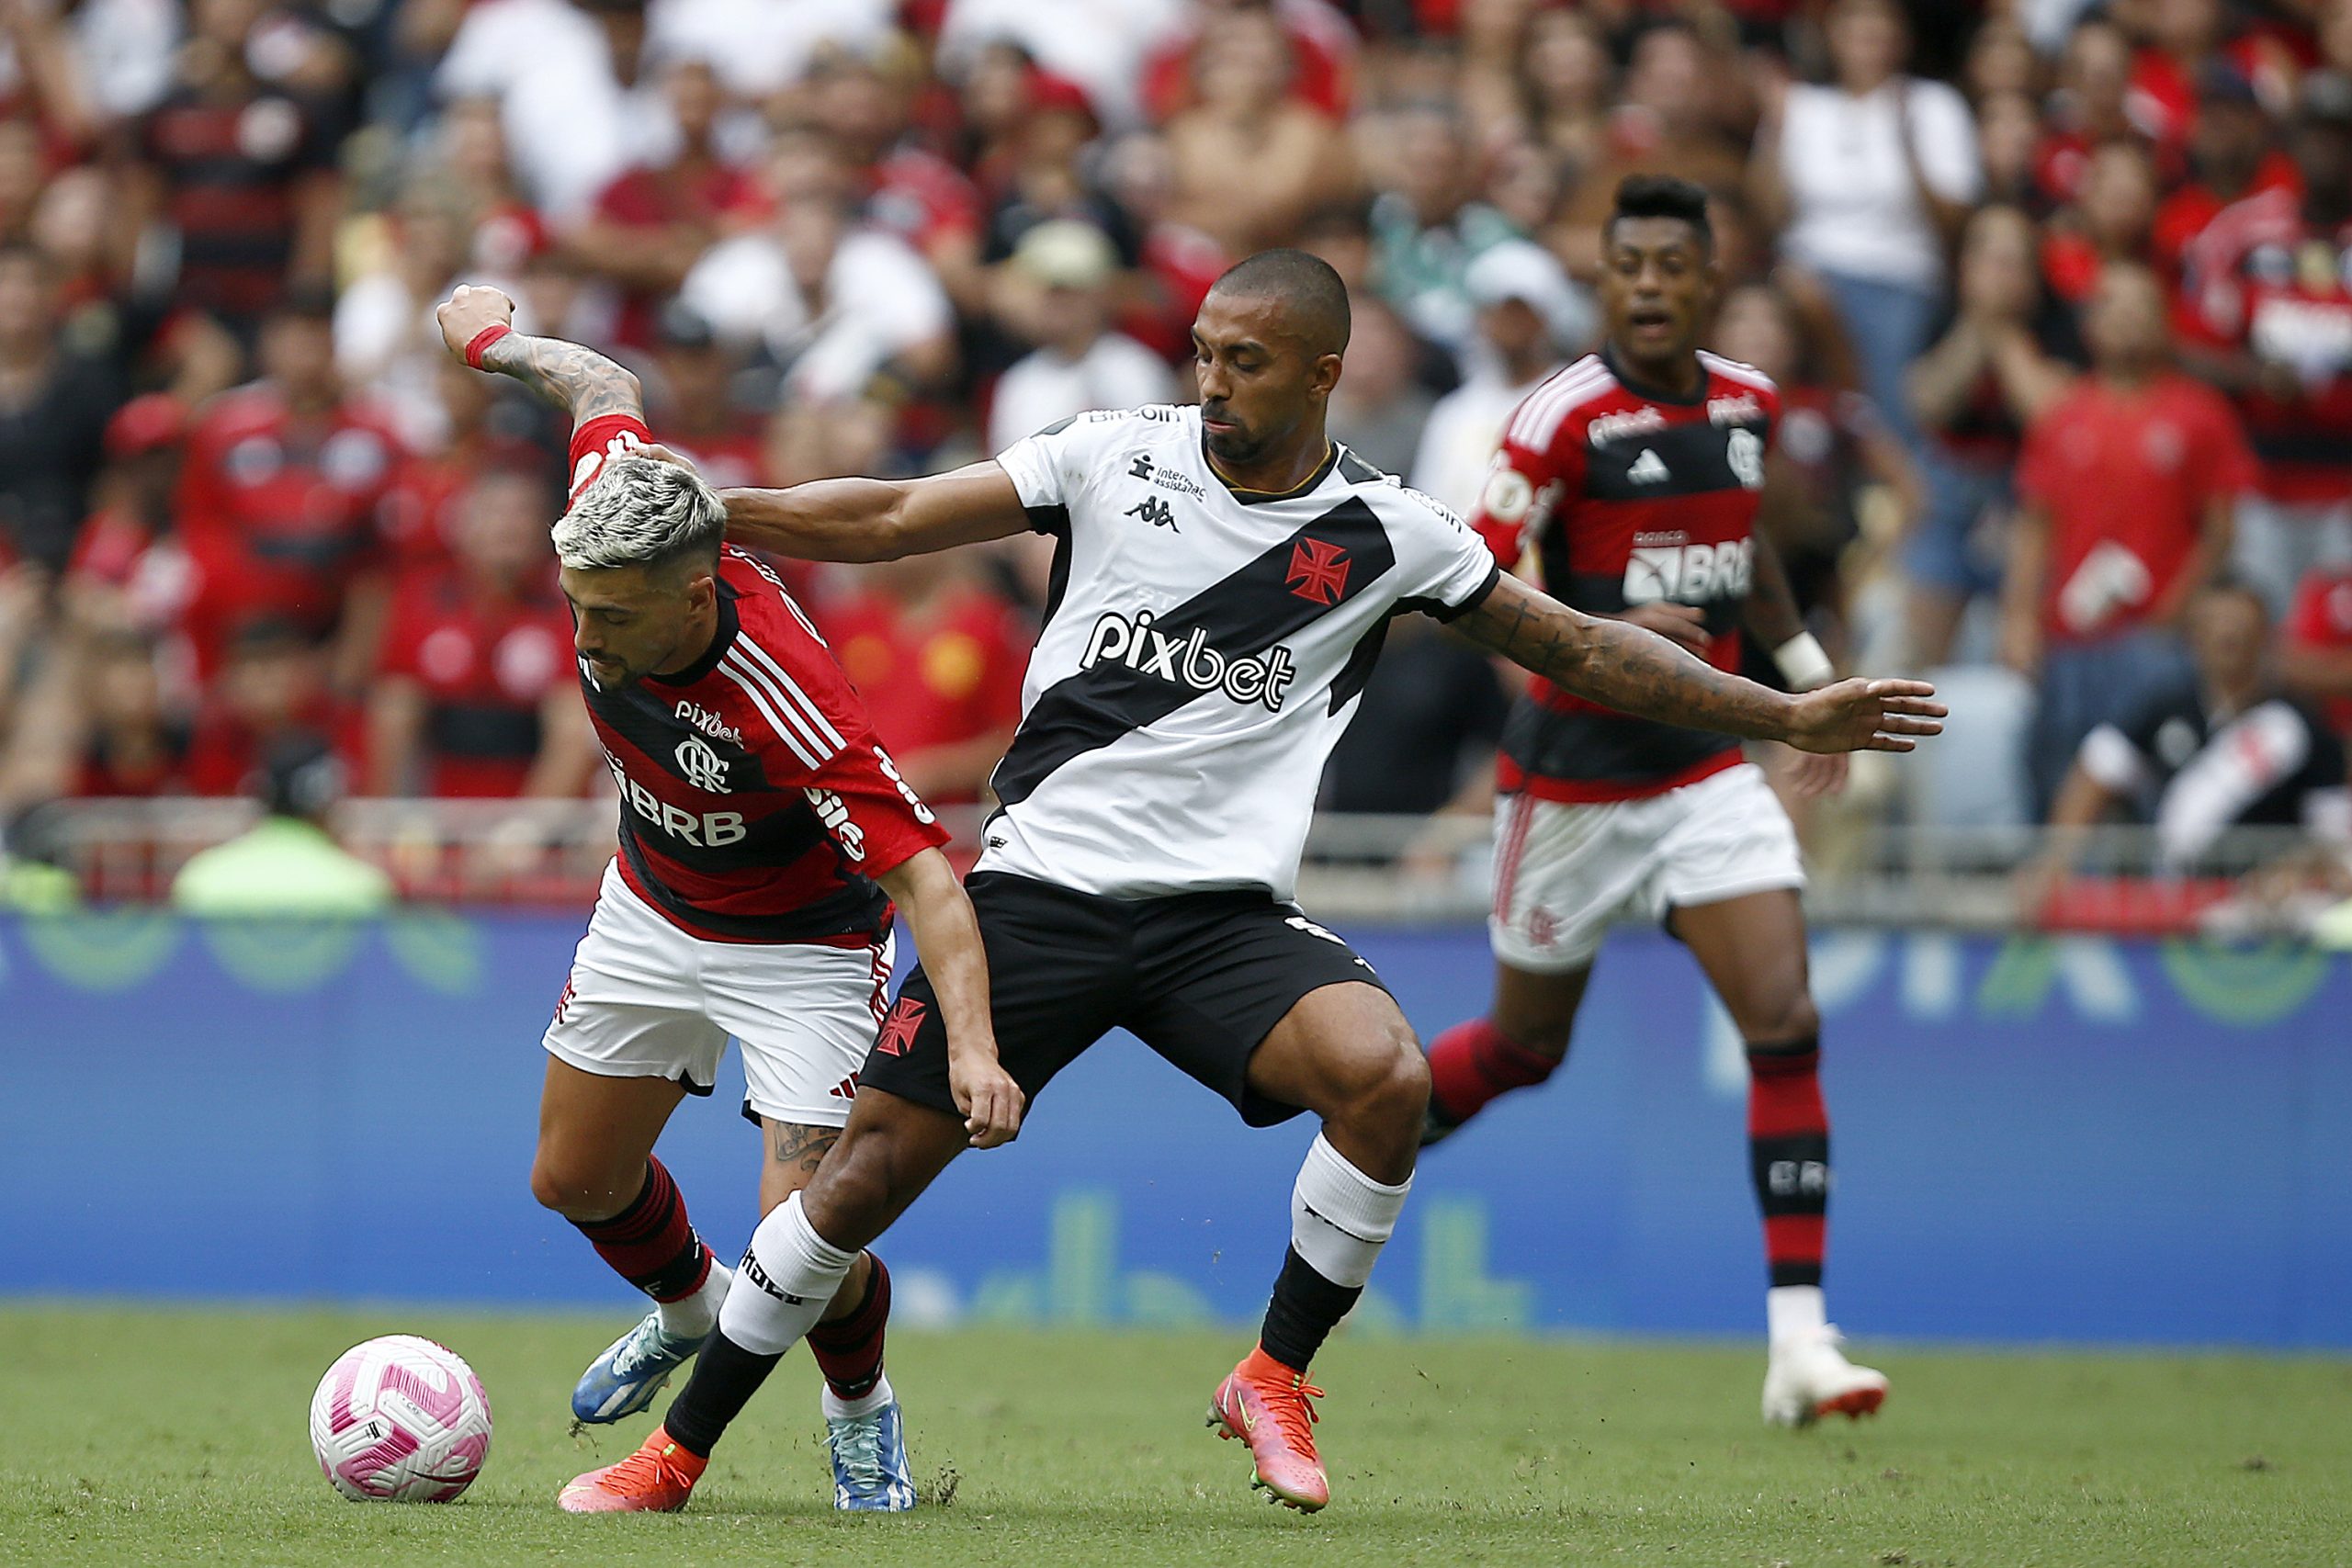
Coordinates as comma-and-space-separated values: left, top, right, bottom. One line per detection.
1420, 177, 1891, 1427
433, 286, 1017, 1514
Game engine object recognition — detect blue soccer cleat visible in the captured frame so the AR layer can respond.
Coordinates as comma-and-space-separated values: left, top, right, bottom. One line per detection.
571, 1311, 707, 1425
827, 1397, 917, 1512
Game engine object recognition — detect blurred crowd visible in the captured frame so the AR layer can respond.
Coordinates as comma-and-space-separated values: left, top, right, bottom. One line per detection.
0, 0, 2349, 895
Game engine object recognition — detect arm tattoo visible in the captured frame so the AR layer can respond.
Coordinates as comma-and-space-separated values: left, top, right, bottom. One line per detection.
478, 332, 643, 423
765, 1121, 841, 1180
1456, 577, 1792, 742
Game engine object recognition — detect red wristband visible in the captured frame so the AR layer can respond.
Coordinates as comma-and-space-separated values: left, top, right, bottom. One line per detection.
462, 322, 513, 370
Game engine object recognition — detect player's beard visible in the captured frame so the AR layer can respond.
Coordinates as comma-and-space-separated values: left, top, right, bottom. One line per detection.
1201, 406, 1263, 465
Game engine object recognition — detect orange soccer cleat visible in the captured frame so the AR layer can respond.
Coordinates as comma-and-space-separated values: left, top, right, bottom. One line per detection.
557, 1426, 707, 1514
1206, 1348, 1331, 1512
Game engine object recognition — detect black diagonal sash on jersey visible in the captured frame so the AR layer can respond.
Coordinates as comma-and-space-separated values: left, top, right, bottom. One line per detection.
990, 497, 1396, 806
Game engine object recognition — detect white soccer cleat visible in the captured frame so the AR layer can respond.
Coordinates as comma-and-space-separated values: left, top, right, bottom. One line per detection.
1762, 1325, 1887, 1427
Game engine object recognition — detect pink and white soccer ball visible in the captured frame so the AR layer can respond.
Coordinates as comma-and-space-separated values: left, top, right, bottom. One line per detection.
309, 1336, 492, 1502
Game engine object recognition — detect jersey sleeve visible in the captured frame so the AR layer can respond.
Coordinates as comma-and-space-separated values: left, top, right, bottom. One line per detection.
567, 412, 655, 505
1468, 400, 1585, 569
803, 737, 954, 878
1395, 486, 1505, 622
991, 413, 1096, 534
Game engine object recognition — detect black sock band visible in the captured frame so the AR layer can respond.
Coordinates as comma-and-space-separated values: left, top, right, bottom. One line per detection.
1258, 1246, 1362, 1373
662, 1331, 784, 1459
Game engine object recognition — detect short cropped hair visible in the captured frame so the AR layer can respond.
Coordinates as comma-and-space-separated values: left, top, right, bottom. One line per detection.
1607, 175, 1714, 253
551, 454, 727, 574
1208, 247, 1352, 357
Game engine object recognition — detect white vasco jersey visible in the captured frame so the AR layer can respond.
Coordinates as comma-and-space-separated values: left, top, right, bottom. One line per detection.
983, 404, 1502, 899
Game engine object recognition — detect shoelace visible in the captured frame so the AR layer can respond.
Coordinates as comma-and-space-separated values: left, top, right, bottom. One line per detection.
596, 1440, 686, 1495
609, 1320, 673, 1378
829, 1415, 886, 1486
1255, 1375, 1324, 1456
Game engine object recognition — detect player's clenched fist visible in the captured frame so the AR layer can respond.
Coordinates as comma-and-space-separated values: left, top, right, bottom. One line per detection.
436, 283, 515, 359
951, 1055, 1023, 1149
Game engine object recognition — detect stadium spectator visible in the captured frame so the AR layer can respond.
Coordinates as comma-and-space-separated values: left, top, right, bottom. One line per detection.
1095, 130, 1227, 361
2282, 562, 2352, 740
128, 0, 344, 338
1165, 6, 1356, 258
1140, 0, 1354, 126
571, 57, 766, 354
2041, 140, 2159, 308
2004, 261, 2256, 814
1326, 293, 1435, 480
368, 468, 591, 799
68, 628, 190, 797
641, 300, 765, 489
2034, 18, 2141, 209
684, 189, 956, 406
1751, 0, 1981, 440
183, 616, 340, 797
334, 177, 492, 452
62, 392, 194, 639
170, 731, 393, 916
2150, 63, 2298, 282
984, 220, 1172, 457
1367, 101, 1498, 353
646, 0, 896, 102
824, 552, 1025, 810
0, 242, 121, 572
1408, 240, 1589, 518
2128, 0, 2231, 159
174, 288, 404, 693
1555, 21, 1744, 276
2177, 73, 2352, 614
465, 0, 674, 225
933, 0, 1183, 130
1905, 205, 2078, 668
2022, 579, 2349, 903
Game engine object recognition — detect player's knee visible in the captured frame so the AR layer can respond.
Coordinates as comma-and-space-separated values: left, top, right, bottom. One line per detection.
1342, 1030, 1430, 1130
528, 1150, 634, 1221
1742, 993, 1820, 1055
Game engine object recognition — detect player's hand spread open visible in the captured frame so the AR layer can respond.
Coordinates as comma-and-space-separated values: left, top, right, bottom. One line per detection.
950, 1054, 1024, 1149
1782, 679, 1946, 755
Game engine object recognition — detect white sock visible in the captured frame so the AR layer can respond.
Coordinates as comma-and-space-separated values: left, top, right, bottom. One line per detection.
1290, 1133, 1412, 1289
656, 1256, 731, 1338
1767, 1284, 1826, 1346
821, 1370, 895, 1422
719, 1192, 858, 1355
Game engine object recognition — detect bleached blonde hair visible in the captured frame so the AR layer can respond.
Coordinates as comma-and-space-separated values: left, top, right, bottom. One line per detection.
550, 454, 727, 573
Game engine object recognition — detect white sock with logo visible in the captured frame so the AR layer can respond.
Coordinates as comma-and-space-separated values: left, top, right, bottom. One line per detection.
1767, 1284, 1827, 1347
1290, 1133, 1412, 1289
657, 1257, 732, 1339
719, 1193, 857, 1356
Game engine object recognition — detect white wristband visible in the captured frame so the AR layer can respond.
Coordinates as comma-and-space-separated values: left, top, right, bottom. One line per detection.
1773, 631, 1835, 692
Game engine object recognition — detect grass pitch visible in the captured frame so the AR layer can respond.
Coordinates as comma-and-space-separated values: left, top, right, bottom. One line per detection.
1, 1305, 2347, 1566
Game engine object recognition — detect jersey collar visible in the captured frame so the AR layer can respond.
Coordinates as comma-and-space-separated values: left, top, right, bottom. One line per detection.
646, 580, 741, 688
1601, 345, 1710, 407
1203, 437, 1340, 506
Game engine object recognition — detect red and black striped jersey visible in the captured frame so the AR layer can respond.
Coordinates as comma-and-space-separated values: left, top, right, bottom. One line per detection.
566, 414, 949, 943
1470, 349, 1779, 803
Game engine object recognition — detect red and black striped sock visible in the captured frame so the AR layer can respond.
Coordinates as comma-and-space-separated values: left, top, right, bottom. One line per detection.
1747, 1036, 1829, 1289
570, 1157, 715, 1303
1426, 1017, 1560, 1126
807, 1254, 891, 1402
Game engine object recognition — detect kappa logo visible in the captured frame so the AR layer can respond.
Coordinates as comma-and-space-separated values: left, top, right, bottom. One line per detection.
1286, 537, 1351, 604
1625, 449, 1670, 485
875, 996, 926, 1057
674, 733, 731, 793
1125, 495, 1179, 530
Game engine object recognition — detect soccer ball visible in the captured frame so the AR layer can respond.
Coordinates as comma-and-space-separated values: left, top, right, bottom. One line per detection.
309, 1336, 493, 1502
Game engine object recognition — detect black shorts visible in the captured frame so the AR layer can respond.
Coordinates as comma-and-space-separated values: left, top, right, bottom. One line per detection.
859, 872, 1388, 1128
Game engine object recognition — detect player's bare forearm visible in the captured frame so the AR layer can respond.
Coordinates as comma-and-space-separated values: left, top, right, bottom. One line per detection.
1459, 573, 1792, 739
1740, 503, 1808, 651
877, 849, 1021, 1147
720, 462, 1031, 563
435, 283, 641, 424
1455, 574, 1944, 754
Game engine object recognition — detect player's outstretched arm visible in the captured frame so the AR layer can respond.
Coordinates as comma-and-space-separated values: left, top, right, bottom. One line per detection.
716, 463, 1034, 564
876, 848, 1022, 1149
1454, 573, 1947, 755
435, 284, 642, 424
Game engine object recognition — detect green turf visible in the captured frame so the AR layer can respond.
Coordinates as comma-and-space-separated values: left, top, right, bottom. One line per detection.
1, 1305, 2347, 1566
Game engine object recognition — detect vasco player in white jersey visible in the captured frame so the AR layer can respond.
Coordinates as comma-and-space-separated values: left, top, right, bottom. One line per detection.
431, 286, 1018, 1514
555, 251, 1942, 1516
1421, 177, 1889, 1427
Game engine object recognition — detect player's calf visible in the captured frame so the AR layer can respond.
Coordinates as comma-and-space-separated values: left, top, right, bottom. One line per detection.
550, 1157, 732, 1423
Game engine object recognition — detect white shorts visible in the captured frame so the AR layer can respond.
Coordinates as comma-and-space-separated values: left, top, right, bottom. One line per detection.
543, 861, 892, 1127
1488, 762, 1804, 973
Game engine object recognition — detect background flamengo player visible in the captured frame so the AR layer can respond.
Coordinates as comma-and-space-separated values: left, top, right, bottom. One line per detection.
552, 248, 1942, 1520
432, 285, 1019, 1516
1419, 176, 1891, 1428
